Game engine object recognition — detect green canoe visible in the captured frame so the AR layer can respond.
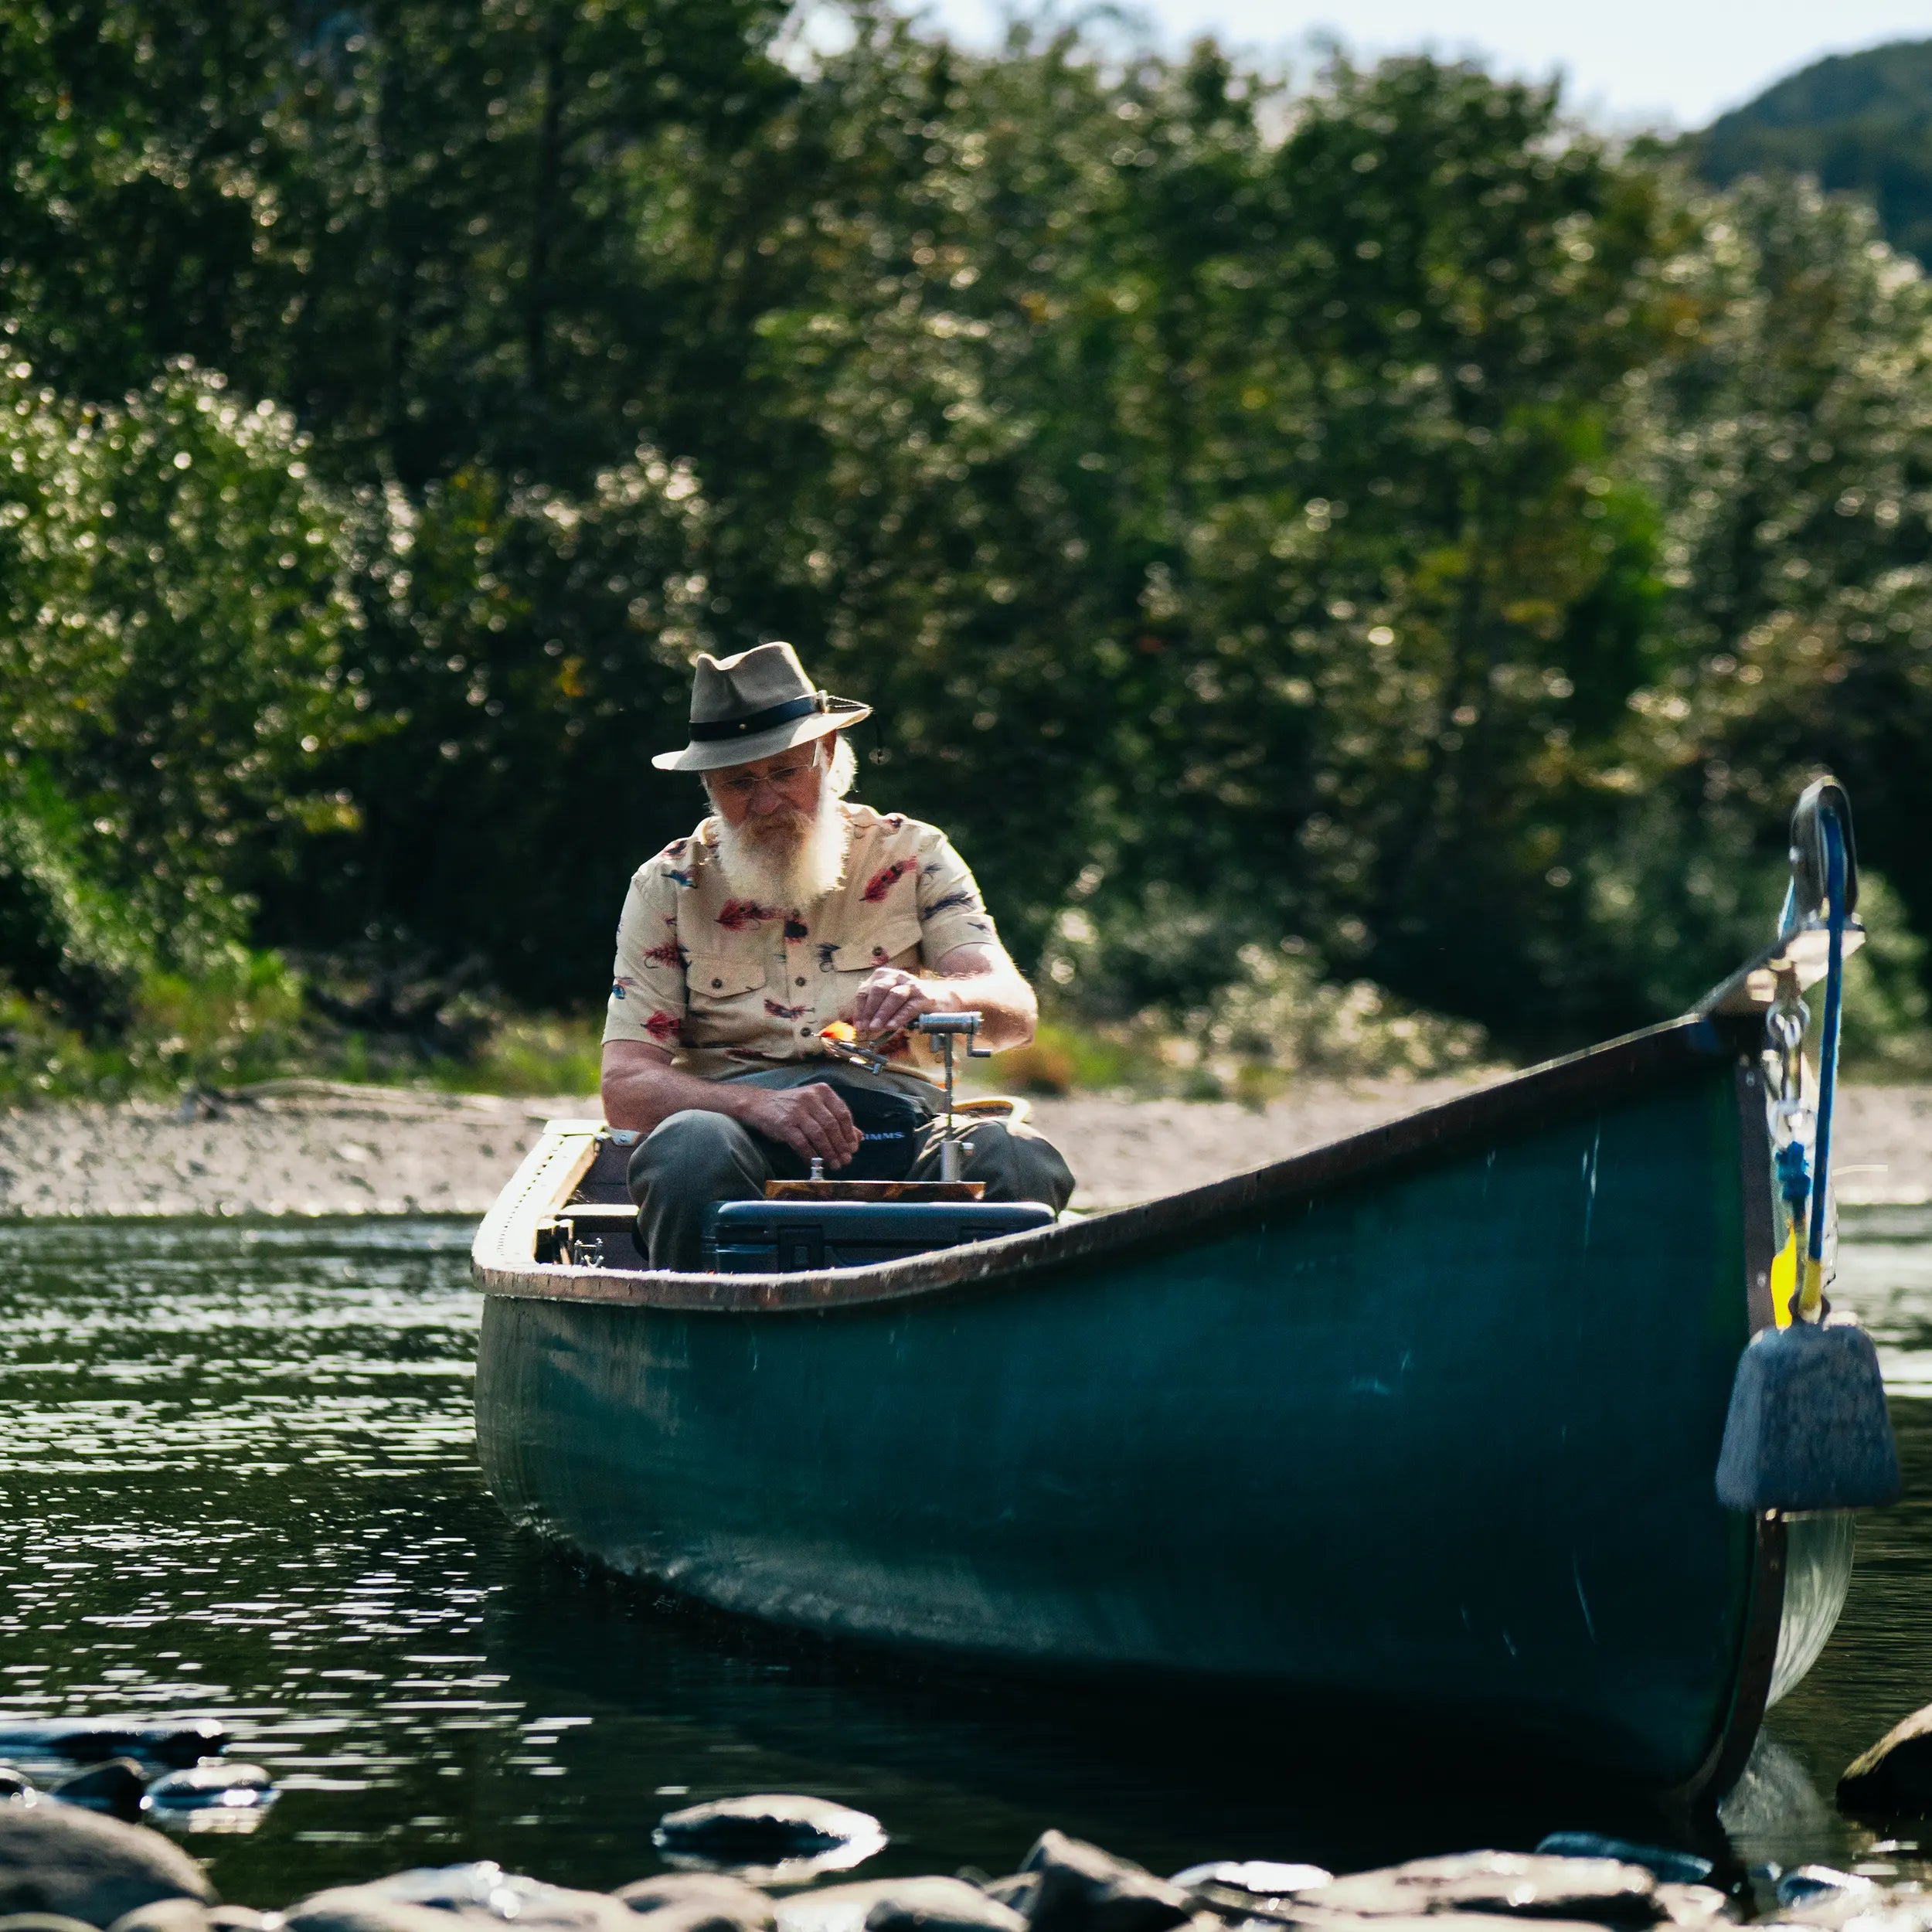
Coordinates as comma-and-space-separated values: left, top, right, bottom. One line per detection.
472, 935, 1867, 1803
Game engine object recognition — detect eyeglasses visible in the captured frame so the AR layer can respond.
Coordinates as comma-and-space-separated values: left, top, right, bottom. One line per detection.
711, 747, 823, 801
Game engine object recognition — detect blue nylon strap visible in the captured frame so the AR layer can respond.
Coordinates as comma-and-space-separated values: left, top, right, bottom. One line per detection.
1775, 1138, 1811, 1219
1808, 810, 1846, 1270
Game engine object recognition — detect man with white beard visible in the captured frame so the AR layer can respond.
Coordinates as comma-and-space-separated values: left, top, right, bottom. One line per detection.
601, 641, 1074, 1271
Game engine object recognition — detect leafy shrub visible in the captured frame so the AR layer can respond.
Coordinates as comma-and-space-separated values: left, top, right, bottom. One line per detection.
434, 1014, 604, 1097
0, 349, 359, 1023
989, 1022, 1138, 1097
1184, 941, 1496, 1086
0, 951, 312, 1101
1839, 874, 1932, 1078
0, 9, 1928, 1061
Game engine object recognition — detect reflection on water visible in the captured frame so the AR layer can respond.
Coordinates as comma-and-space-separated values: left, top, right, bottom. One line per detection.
1750, 1206, 1932, 1877
1837, 1206, 1932, 1396
0, 1210, 1928, 1905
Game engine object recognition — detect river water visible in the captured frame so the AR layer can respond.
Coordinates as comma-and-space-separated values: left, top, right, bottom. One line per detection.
1, 1209, 1930, 1907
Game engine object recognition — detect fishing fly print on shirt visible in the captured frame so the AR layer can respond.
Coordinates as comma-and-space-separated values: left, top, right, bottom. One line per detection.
604, 804, 1006, 1070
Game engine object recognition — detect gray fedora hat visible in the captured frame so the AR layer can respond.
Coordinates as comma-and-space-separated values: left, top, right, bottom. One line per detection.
651, 642, 872, 774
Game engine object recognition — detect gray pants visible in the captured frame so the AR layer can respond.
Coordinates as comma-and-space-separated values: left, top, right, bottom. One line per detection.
628, 1066, 1075, 1273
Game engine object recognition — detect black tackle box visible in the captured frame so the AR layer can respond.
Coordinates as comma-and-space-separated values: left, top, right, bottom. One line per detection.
706, 1199, 1056, 1274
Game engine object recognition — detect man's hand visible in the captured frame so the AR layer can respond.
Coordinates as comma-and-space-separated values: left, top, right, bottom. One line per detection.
846, 942, 1038, 1052
734, 1083, 863, 1170
851, 966, 947, 1043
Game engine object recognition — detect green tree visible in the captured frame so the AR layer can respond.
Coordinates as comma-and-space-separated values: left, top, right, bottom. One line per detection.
2, 2, 1927, 1060
0, 352, 358, 1022
1604, 173, 1932, 1011
1697, 39, 1932, 267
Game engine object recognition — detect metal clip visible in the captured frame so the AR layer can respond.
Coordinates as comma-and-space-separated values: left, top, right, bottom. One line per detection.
1766, 972, 1810, 1136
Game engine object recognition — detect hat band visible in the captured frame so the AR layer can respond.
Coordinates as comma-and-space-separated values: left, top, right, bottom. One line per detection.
687, 691, 828, 743
683, 690, 873, 743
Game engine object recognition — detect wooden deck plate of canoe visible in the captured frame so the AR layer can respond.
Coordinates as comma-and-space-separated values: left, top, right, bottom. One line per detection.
471, 784, 1894, 1805
764, 1179, 986, 1201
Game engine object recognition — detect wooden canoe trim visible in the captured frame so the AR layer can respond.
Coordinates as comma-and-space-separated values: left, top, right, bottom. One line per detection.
1695, 923, 1866, 1015
764, 1179, 987, 1201
474, 1010, 1761, 1315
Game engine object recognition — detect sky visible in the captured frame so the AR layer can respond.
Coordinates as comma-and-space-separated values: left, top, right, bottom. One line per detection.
917, 0, 1932, 130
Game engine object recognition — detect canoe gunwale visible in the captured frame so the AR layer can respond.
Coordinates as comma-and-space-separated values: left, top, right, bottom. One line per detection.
473, 1010, 1760, 1315
1695, 923, 1866, 1018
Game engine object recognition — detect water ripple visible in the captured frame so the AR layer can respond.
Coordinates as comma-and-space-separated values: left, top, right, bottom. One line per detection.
2, 1213, 1930, 1903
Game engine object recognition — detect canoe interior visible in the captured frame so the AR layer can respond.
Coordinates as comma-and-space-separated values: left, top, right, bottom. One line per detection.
473, 1019, 1839, 1799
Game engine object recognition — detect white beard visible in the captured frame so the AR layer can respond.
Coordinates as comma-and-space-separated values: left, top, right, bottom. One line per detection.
711, 794, 849, 910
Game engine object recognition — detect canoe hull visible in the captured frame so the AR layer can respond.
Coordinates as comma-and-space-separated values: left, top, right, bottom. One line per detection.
475, 1026, 1821, 1794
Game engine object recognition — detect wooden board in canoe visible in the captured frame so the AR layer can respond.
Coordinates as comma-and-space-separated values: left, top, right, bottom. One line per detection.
471, 924, 1875, 1804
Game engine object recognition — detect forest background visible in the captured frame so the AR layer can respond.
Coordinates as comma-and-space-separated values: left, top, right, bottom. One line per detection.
2, 0, 1930, 1103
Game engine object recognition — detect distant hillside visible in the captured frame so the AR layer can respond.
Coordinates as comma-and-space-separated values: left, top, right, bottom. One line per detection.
1699, 39, 1932, 264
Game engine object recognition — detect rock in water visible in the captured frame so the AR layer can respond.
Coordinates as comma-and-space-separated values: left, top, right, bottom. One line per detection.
0, 1768, 36, 1802
1171, 1863, 1331, 1895
1019, 1832, 1193, 1932
1532, 1842, 1713, 1889
287, 1866, 635, 1932
1771, 1870, 1890, 1927
1168, 1862, 1331, 1914
104, 1900, 213, 1932
776, 1883, 908, 1932
1840, 1705, 1932, 1816
0, 1799, 214, 1927
0, 1730, 226, 1774
614, 1875, 774, 1932
0, 1915, 106, 1932
771, 1880, 1022, 1932
654, 1797, 886, 1879
139, 1767, 274, 1824
50, 1766, 149, 1822
1776, 1869, 1872, 1910
862, 1880, 1028, 1932
1776, 1901, 1932, 1932
283, 1894, 469, 1932
977, 1881, 1036, 1918
1312, 1853, 1662, 1926
1298, 1917, 1642, 1932
1646, 1887, 1730, 1928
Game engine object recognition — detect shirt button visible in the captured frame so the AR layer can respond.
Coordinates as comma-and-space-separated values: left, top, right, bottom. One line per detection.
711, 978, 723, 988
795, 976, 806, 987
799, 1026, 811, 1037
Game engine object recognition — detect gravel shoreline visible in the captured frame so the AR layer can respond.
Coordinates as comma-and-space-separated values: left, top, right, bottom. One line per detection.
0, 1760, 1901, 1932
0, 1076, 1926, 1219
5, 1730, 1932, 1932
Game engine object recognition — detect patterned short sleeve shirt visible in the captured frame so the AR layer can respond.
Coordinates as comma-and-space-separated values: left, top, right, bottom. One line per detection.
603, 804, 1001, 1078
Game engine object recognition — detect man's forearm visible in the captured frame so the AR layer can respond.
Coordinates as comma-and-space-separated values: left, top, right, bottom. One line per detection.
930, 968, 1036, 1051
604, 961, 1037, 1134
603, 1059, 764, 1135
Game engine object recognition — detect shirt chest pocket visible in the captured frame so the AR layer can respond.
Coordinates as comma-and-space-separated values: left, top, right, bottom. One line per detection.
823, 915, 923, 979
686, 956, 768, 1043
